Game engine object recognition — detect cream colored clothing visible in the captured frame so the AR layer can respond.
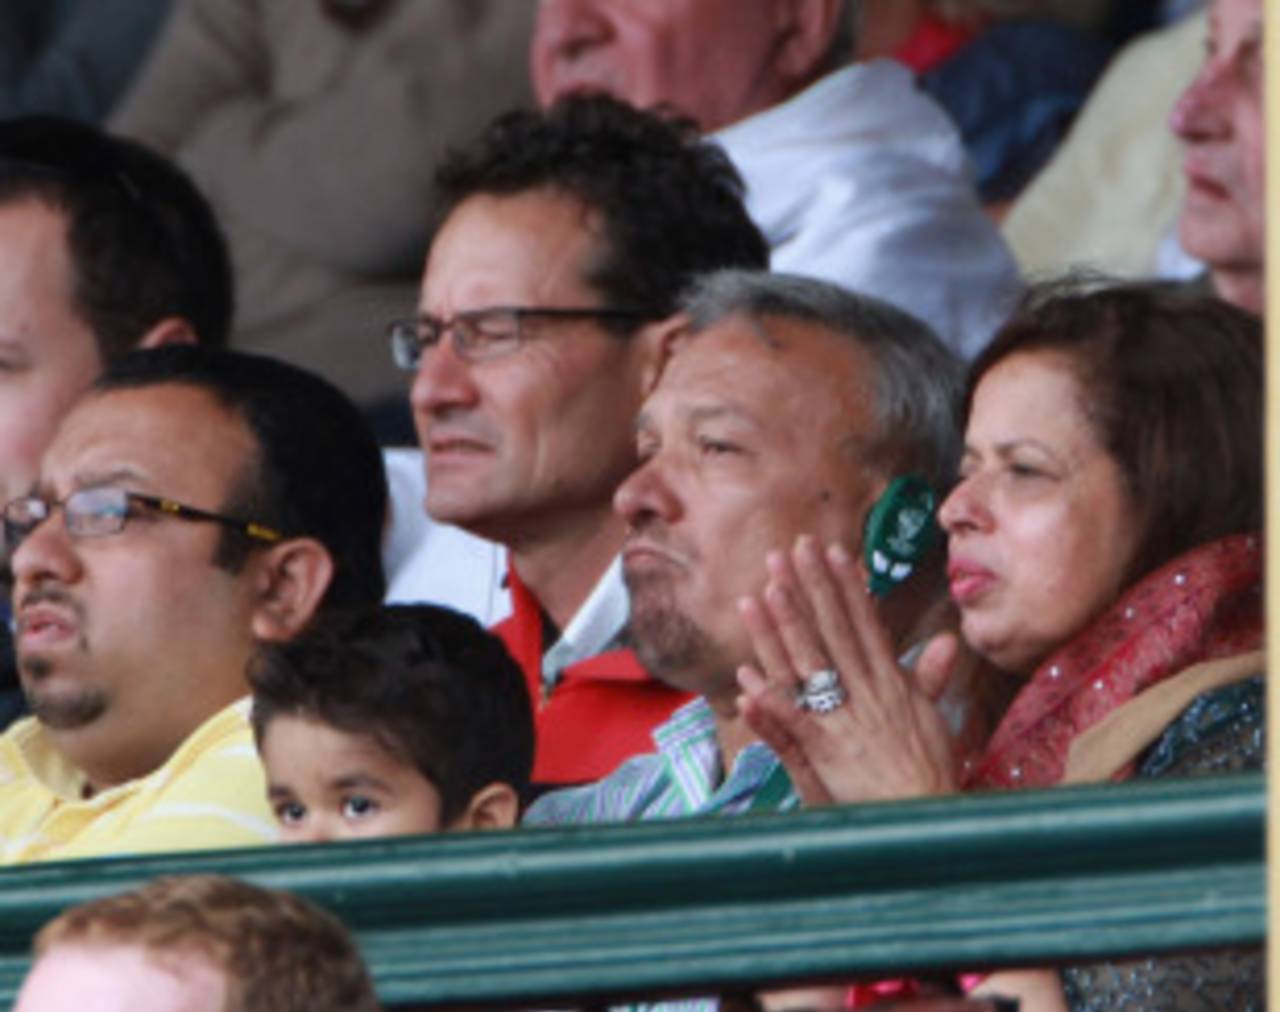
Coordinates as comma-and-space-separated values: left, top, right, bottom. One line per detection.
1002, 12, 1206, 280
0, 698, 274, 864
113, 0, 535, 405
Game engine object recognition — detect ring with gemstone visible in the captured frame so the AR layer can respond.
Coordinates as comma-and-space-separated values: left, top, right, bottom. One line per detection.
795, 668, 847, 713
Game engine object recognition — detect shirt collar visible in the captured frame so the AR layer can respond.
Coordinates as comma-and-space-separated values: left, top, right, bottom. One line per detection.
542, 556, 629, 685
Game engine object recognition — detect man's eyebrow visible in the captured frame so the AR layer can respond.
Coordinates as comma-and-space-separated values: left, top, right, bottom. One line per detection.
685, 404, 761, 430
69, 467, 149, 490
634, 402, 763, 436
266, 784, 296, 799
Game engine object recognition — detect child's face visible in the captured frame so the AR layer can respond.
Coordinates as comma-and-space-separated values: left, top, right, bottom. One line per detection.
259, 714, 447, 843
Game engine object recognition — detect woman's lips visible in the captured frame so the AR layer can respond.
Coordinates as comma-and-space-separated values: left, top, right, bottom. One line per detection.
947, 559, 996, 605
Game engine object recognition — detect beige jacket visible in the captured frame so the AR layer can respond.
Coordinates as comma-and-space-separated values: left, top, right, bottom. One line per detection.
113, 0, 535, 404
1002, 11, 1205, 281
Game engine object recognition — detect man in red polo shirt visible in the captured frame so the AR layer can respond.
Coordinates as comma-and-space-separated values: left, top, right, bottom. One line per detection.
391, 95, 768, 791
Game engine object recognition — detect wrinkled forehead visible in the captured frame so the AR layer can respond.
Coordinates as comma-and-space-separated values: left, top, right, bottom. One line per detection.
42, 384, 254, 498
644, 313, 878, 436
424, 190, 607, 313
538, 0, 752, 35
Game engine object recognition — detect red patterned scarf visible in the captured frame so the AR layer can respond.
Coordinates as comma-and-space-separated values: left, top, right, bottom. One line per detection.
965, 534, 1263, 790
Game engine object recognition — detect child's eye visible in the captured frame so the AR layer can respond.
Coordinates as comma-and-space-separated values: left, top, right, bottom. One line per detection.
274, 800, 306, 825
342, 795, 379, 819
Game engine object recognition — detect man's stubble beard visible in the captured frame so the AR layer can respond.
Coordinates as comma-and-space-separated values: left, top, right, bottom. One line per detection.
624, 568, 731, 695
20, 653, 108, 730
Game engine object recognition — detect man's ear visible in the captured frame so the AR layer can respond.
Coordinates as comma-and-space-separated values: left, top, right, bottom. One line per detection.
249, 538, 335, 642
639, 313, 694, 397
447, 782, 521, 832
773, 0, 848, 82
136, 316, 199, 349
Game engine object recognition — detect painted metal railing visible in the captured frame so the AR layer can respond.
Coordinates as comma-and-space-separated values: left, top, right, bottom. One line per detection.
0, 773, 1262, 1008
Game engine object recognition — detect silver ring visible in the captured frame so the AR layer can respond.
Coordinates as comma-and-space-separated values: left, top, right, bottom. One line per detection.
795, 668, 846, 713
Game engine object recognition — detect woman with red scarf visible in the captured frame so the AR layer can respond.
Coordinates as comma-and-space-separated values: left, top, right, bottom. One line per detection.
736, 282, 1264, 1010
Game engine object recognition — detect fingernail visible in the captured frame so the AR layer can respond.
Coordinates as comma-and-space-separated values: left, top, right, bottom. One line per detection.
828, 542, 851, 565
795, 535, 820, 564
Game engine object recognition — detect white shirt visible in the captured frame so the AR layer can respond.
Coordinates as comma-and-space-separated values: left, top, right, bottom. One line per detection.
380, 451, 629, 679
381, 448, 509, 624
714, 60, 1022, 359
539, 555, 628, 690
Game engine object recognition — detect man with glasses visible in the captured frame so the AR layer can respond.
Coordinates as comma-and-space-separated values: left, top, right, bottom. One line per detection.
0, 345, 386, 863
390, 94, 768, 791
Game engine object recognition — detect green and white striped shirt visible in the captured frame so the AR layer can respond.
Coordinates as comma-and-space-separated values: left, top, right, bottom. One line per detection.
525, 697, 798, 826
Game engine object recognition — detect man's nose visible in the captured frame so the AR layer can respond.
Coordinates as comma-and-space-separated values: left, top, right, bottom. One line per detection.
1171, 58, 1229, 141
410, 337, 481, 418
614, 455, 682, 528
10, 510, 82, 593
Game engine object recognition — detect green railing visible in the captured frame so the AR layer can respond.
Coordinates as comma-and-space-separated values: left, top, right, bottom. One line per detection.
0, 773, 1263, 1008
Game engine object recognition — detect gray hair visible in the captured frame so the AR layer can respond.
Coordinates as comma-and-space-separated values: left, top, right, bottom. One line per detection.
679, 269, 964, 491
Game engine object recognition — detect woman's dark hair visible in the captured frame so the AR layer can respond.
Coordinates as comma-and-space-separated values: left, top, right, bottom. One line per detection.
250, 605, 534, 822
966, 279, 1263, 584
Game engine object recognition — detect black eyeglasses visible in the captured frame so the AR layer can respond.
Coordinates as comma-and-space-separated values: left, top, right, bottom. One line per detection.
2, 488, 283, 552
387, 305, 660, 370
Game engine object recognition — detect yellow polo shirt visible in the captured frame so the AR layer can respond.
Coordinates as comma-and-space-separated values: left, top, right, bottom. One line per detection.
0, 698, 276, 864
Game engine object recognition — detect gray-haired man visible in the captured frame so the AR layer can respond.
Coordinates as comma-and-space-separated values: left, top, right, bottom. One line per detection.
526, 270, 974, 829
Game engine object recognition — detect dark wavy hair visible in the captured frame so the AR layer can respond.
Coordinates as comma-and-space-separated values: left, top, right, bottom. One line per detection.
434, 93, 769, 323
0, 116, 233, 358
250, 604, 534, 822
94, 346, 386, 608
966, 279, 1263, 584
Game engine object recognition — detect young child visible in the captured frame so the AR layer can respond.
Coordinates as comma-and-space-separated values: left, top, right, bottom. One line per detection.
249, 604, 534, 843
